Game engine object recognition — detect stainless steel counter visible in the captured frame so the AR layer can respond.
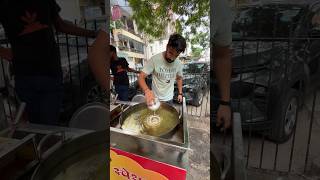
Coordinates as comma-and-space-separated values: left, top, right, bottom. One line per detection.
0, 123, 94, 179
110, 98, 190, 170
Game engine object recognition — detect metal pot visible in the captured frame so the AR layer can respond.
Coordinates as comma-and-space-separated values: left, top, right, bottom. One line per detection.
68, 102, 109, 131
120, 102, 182, 137
31, 130, 108, 180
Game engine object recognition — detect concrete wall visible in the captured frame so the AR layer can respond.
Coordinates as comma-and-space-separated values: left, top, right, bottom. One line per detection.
146, 40, 169, 60
56, 0, 81, 21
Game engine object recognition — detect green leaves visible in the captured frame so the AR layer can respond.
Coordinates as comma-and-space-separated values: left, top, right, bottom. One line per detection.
128, 0, 171, 38
128, 0, 210, 57
190, 31, 209, 57
191, 46, 203, 58
175, 20, 183, 34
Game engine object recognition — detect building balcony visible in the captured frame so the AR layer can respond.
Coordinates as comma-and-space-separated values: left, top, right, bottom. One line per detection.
121, 50, 145, 59
118, 45, 145, 59
113, 28, 144, 44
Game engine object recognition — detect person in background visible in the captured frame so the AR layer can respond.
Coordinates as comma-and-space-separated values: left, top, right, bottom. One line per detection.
110, 45, 140, 101
138, 33, 186, 106
0, 0, 97, 125
212, 0, 233, 131
211, 1, 234, 179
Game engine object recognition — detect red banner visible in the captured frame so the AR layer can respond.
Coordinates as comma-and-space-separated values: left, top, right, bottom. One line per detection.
110, 147, 187, 180
112, 5, 122, 21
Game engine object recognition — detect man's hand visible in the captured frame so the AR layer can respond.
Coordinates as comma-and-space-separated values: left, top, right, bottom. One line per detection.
0, 48, 13, 61
214, 46, 232, 132
145, 89, 155, 106
177, 94, 183, 103
216, 105, 231, 131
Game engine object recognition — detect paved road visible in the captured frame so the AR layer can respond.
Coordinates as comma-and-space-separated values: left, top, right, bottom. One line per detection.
187, 115, 210, 180
212, 90, 320, 180
186, 89, 320, 179
174, 91, 211, 118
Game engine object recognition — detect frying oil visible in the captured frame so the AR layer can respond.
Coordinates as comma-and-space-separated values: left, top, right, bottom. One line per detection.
122, 108, 177, 136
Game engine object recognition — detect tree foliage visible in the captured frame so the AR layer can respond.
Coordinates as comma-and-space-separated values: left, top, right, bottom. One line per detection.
191, 46, 203, 58
128, 0, 209, 56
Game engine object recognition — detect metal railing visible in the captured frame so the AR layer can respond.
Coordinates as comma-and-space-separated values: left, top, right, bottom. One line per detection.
123, 71, 210, 118
0, 19, 211, 123
0, 20, 101, 123
243, 88, 320, 178
212, 37, 320, 177
1, 17, 320, 178
225, 36, 320, 178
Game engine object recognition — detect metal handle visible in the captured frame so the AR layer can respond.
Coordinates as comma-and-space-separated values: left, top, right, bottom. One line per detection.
37, 131, 66, 160
112, 94, 118, 105
8, 102, 26, 138
221, 149, 232, 180
178, 109, 183, 120
178, 97, 186, 120
231, 113, 247, 180
13, 102, 26, 125
115, 100, 139, 106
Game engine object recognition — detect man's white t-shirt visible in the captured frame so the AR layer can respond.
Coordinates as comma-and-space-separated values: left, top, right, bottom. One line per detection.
142, 52, 183, 101
212, 0, 234, 47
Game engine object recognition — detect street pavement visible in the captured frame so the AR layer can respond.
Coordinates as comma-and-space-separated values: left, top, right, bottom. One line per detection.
186, 90, 320, 180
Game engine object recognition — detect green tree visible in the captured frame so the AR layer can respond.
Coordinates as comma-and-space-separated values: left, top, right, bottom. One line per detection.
128, 0, 209, 56
110, 20, 125, 30
191, 47, 203, 58
190, 31, 209, 57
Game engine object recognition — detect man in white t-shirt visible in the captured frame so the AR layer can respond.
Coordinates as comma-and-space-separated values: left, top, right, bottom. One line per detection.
212, 0, 234, 130
138, 34, 186, 105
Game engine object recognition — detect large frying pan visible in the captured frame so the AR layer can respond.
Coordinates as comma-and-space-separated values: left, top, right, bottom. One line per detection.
120, 102, 182, 137
31, 130, 108, 180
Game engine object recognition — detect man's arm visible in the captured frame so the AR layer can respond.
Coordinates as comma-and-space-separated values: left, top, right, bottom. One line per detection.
54, 15, 97, 38
88, 30, 108, 90
138, 72, 150, 93
139, 58, 155, 105
176, 75, 183, 103
212, 0, 233, 130
214, 45, 232, 130
0, 46, 12, 61
214, 46, 231, 102
138, 72, 154, 106
176, 75, 183, 94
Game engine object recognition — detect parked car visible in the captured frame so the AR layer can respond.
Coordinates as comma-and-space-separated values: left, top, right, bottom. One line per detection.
122, 61, 209, 106
174, 62, 209, 106
212, 1, 320, 143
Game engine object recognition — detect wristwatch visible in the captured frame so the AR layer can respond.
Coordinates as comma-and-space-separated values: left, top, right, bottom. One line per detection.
178, 93, 183, 96
219, 100, 231, 106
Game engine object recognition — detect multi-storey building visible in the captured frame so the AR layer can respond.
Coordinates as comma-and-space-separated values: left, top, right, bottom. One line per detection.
110, 0, 147, 69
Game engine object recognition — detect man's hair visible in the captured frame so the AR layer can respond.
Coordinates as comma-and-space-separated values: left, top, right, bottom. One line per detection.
167, 34, 187, 53
110, 45, 116, 53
